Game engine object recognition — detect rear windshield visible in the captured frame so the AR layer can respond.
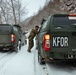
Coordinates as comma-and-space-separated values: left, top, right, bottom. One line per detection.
52, 16, 76, 25
0, 26, 12, 34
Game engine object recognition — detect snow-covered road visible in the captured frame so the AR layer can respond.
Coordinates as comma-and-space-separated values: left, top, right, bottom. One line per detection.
0, 42, 76, 75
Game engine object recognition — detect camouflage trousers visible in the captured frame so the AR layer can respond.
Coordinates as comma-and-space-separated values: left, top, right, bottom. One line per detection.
28, 39, 34, 51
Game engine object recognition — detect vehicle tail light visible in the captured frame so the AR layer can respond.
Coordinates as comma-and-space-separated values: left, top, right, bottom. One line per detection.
43, 34, 50, 51
68, 14, 76, 16
11, 34, 15, 43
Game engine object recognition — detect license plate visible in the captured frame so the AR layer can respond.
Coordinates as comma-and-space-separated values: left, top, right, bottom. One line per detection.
53, 37, 68, 47
3, 48, 9, 50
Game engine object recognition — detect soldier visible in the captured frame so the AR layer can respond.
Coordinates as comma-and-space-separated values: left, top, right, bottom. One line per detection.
27, 25, 39, 52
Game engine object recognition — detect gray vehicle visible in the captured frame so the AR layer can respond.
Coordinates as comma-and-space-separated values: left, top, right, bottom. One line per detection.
13, 25, 27, 46
0, 24, 21, 52
37, 14, 76, 65
21, 32, 27, 45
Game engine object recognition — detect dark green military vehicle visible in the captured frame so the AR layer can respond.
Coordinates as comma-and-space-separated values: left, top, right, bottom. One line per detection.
0, 24, 22, 52
13, 25, 27, 46
37, 14, 76, 65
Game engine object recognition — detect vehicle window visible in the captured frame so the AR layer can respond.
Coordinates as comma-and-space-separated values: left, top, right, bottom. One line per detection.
0, 26, 11, 33
13, 27, 18, 31
41, 21, 48, 29
52, 16, 76, 25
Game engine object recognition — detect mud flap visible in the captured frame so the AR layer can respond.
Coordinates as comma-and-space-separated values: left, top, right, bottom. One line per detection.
38, 53, 45, 65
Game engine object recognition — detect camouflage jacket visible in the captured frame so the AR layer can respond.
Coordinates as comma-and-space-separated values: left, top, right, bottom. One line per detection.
28, 29, 39, 40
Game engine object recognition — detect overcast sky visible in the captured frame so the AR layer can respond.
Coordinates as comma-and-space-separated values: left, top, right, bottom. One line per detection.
22, 0, 50, 18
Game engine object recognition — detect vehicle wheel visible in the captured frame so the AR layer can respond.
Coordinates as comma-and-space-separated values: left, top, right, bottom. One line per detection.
17, 41, 21, 51
15, 47, 19, 53
19, 41, 21, 50
25, 40, 27, 44
38, 53, 45, 65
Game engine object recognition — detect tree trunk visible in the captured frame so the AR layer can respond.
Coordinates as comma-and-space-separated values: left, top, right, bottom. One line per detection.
11, 0, 17, 24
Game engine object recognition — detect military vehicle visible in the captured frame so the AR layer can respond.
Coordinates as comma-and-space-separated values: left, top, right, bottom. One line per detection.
13, 25, 27, 46
37, 14, 76, 65
0, 24, 22, 52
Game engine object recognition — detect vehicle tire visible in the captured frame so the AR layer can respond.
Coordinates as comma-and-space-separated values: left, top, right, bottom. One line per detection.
16, 41, 21, 52
18, 41, 21, 50
38, 53, 45, 65
15, 47, 19, 53
25, 40, 27, 44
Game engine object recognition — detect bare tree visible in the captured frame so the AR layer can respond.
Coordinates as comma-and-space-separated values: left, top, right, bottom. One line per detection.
1, 6, 8, 23
0, 0, 27, 24
0, 0, 2, 24
16, 0, 27, 24
10, 0, 27, 24
11, 0, 17, 24
0, 0, 2, 6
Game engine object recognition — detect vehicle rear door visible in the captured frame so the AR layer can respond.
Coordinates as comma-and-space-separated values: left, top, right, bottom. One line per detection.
0, 25, 12, 44
50, 14, 76, 53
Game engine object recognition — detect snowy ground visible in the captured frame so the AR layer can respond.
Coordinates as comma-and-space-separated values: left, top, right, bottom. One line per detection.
0, 40, 76, 75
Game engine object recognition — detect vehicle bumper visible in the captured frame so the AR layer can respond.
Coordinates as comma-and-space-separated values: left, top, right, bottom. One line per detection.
44, 52, 76, 62
0, 44, 15, 50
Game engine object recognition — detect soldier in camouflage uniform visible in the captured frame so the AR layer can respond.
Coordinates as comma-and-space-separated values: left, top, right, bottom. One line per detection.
27, 26, 39, 52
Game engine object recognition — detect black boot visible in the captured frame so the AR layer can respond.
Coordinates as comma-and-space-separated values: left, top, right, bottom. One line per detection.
27, 50, 31, 53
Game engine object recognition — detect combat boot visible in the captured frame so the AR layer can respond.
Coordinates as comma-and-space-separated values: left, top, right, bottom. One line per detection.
27, 50, 31, 53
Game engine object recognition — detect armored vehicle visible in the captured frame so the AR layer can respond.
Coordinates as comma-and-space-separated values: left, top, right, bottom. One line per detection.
0, 24, 21, 52
37, 14, 76, 65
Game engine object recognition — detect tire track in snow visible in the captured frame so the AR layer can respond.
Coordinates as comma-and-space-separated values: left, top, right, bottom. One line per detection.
34, 49, 49, 75
34, 48, 36, 75
0, 51, 13, 60
46, 62, 76, 75
0, 51, 17, 75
